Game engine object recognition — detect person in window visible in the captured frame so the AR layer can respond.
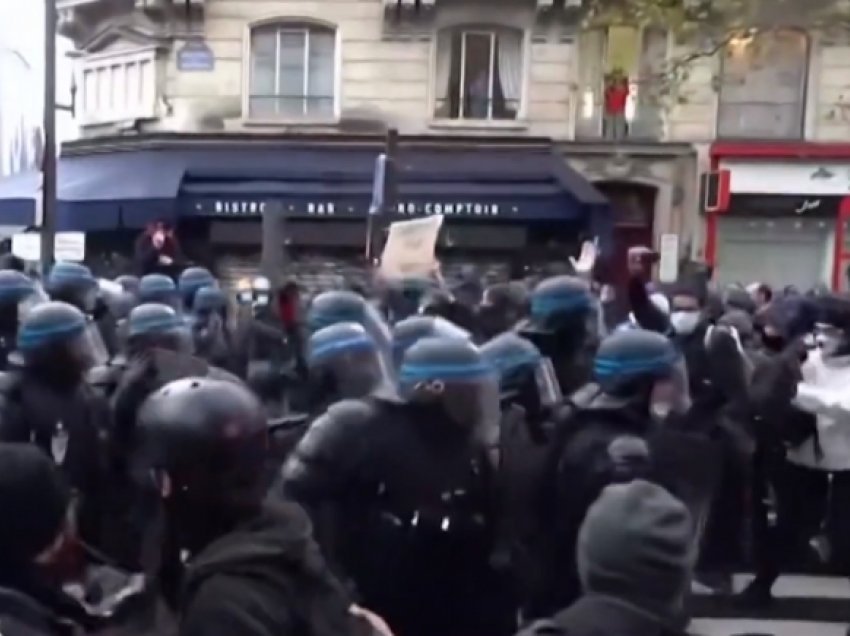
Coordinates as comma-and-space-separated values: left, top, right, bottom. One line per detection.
603, 69, 630, 140
134, 219, 184, 278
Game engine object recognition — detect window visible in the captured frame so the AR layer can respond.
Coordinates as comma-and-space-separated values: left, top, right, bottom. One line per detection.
434, 26, 523, 121
575, 27, 667, 140
79, 50, 156, 124
717, 29, 809, 139
248, 22, 336, 120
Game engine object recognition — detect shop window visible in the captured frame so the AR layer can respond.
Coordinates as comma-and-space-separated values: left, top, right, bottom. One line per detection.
79, 50, 157, 125
247, 22, 336, 120
717, 29, 809, 140
433, 26, 523, 121
575, 26, 668, 140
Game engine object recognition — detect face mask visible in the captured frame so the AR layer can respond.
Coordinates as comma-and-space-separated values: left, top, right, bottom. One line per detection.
670, 310, 700, 335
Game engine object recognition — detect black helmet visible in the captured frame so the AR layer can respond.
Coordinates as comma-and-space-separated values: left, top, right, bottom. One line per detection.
399, 335, 500, 444
16, 301, 107, 379
593, 329, 685, 401
126, 303, 192, 355
480, 331, 561, 412
391, 315, 471, 370
133, 378, 267, 552
178, 267, 216, 310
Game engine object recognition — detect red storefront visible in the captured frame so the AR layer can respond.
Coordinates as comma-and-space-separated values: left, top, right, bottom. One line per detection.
705, 142, 850, 290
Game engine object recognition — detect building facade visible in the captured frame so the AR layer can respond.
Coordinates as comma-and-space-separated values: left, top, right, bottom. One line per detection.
0, 0, 846, 287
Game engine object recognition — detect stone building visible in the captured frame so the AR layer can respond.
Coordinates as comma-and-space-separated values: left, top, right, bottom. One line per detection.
0, 0, 848, 288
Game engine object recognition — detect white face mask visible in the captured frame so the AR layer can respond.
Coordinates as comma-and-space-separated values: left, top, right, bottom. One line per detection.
671, 310, 700, 335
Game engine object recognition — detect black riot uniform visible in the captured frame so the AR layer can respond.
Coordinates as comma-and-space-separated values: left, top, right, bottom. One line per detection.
518, 275, 601, 396
0, 270, 40, 370
390, 314, 471, 371
280, 336, 513, 636
528, 329, 708, 619
130, 378, 376, 636
480, 332, 563, 616
178, 266, 215, 312
0, 301, 110, 549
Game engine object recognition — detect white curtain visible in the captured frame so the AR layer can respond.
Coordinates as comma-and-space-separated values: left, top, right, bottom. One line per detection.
497, 29, 523, 104
434, 31, 452, 103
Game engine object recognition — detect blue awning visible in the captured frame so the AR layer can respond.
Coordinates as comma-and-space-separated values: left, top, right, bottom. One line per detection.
0, 151, 184, 230
0, 144, 610, 233
179, 146, 609, 223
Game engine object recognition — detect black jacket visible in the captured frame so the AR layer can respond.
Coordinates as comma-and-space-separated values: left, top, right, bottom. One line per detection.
517, 595, 695, 636
0, 567, 91, 636
179, 501, 374, 636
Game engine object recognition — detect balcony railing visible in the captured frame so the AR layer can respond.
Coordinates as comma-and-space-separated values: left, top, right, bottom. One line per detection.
575, 80, 664, 141
248, 94, 335, 119
433, 97, 520, 122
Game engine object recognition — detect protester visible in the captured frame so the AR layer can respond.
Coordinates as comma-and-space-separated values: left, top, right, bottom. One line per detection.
518, 480, 696, 636
134, 220, 184, 277
0, 443, 141, 636
132, 377, 388, 636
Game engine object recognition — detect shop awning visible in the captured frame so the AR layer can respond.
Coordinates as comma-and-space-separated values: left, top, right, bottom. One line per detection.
0, 144, 610, 233
179, 146, 609, 224
0, 151, 184, 230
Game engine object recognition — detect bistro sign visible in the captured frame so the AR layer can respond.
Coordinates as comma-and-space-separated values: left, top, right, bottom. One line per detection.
203, 199, 509, 217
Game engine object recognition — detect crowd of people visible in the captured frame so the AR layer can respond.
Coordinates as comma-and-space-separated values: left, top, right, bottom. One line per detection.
0, 239, 846, 636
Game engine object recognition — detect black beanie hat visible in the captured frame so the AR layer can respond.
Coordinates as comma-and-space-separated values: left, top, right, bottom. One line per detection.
577, 480, 695, 623
0, 444, 71, 564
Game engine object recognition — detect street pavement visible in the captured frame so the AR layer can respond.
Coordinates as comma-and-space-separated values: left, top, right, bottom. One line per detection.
691, 574, 850, 635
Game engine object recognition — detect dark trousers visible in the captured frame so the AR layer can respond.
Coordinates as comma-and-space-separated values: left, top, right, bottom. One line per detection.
753, 460, 850, 588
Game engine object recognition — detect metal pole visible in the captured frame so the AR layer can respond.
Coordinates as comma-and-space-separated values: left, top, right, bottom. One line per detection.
41, 0, 58, 275
370, 128, 397, 261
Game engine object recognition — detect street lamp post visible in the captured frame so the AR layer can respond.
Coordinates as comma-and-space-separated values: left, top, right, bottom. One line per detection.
42, 0, 76, 276
42, 0, 58, 275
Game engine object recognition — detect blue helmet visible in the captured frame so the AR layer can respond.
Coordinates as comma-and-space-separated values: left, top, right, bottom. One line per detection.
126, 302, 192, 354
178, 267, 216, 309
45, 262, 98, 311
139, 274, 179, 309
593, 329, 682, 397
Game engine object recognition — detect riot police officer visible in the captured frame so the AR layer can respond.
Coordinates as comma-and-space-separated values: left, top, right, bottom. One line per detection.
518, 275, 601, 395
138, 273, 181, 310
0, 301, 110, 549
178, 266, 216, 312
128, 377, 384, 636
390, 314, 471, 371
281, 335, 511, 636
308, 290, 394, 376
0, 270, 41, 370
46, 262, 120, 357
528, 328, 699, 618
306, 322, 393, 416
